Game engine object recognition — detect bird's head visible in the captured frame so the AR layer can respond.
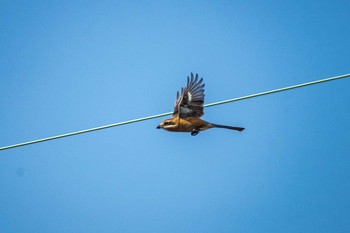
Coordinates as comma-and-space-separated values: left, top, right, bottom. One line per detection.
156, 118, 177, 131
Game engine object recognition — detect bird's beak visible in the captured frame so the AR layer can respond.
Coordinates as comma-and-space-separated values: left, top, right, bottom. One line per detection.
156, 125, 161, 129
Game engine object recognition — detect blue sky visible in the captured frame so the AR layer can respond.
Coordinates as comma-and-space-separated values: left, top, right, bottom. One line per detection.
1, 1, 350, 232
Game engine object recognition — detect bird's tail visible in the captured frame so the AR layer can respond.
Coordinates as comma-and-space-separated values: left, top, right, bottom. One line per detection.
211, 123, 245, 132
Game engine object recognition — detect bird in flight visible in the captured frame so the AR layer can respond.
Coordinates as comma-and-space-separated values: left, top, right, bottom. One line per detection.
157, 73, 245, 136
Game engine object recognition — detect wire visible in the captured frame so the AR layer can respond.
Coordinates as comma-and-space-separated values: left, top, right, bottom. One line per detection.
205, 73, 350, 107
1, 73, 349, 151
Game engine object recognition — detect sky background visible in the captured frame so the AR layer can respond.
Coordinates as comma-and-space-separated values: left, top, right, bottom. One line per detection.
1, 1, 350, 232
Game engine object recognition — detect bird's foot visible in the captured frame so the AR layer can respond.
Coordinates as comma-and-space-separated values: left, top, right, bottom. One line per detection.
191, 129, 199, 136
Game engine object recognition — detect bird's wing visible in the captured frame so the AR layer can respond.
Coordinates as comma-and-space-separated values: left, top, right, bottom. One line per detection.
173, 73, 205, 118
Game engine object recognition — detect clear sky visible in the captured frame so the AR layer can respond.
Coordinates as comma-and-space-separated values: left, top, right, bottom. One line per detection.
1, 1, 350, 232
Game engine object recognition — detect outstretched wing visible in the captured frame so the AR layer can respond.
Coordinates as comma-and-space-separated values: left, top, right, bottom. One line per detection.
173, 73, 205, 118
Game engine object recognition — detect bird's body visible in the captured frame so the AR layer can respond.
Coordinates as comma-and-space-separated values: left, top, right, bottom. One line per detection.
158, 116, 212, 132
157, 73, 244, 136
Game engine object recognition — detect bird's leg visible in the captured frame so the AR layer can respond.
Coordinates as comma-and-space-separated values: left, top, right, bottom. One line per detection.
191, 129, 199, 136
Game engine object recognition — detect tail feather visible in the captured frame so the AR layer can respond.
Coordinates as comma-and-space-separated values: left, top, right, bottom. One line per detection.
211, 123, 245, 132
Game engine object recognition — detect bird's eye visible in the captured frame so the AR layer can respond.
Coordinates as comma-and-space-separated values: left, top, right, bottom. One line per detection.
164, 121, 169, 126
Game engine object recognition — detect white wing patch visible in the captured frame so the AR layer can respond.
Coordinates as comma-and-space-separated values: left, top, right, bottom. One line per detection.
188, 92, 192, 102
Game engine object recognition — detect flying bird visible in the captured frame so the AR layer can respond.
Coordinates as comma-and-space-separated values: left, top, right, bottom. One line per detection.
157, 73, 245, 136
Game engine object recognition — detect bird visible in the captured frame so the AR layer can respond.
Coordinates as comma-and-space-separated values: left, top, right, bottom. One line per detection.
156, 73, 245, 136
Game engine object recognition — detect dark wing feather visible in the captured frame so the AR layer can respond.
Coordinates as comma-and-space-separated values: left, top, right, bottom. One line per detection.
173, 73, 205, 118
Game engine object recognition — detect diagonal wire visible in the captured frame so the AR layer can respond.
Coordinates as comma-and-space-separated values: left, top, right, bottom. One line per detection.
1, 73, 349, 151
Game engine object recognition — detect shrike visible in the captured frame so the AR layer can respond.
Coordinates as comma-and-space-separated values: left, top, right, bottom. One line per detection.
157, 73, 245, 136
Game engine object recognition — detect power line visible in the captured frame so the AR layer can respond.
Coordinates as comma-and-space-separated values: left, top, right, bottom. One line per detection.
205, 73, 350, 107
1, 73, 349, 151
